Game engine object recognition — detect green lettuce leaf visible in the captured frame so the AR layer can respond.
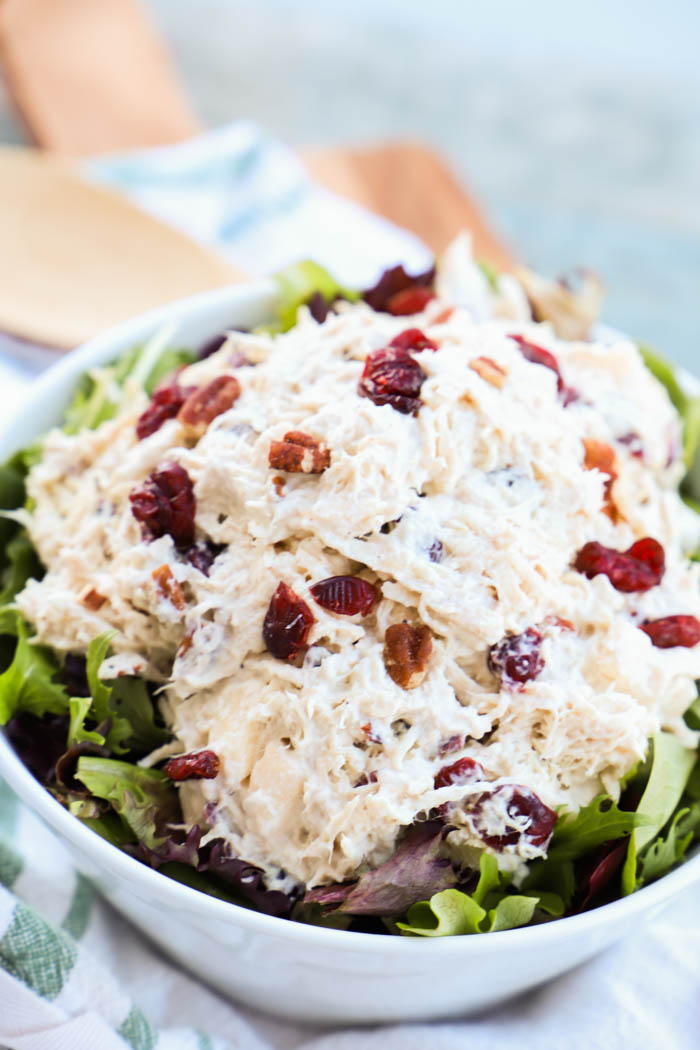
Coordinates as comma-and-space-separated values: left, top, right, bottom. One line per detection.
62, 370, 120, 436
545, 795, 648, 863
269, 260, 359, 333
0, 448, 35, 572
67, 696, 105, 748
0, 458, 26, 514
0, 532, 41, 606
0, 613, 69, 724
477, 258, 500, 292
637, 807, 696, 885
684, 753, 700, 801
621, 732, 696, 894
74, 756, 179, 850
77, 812, 136, 849
684, 694, 700, 732
69, 632, 169, 755
63, 323, 195, 436
141, 348, 196, 395
397, 853, 561, 937
639, 344, 700, 473
520, 856, 577, 910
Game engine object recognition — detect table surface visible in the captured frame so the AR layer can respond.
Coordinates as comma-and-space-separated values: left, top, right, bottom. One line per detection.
1, 0, 698, 370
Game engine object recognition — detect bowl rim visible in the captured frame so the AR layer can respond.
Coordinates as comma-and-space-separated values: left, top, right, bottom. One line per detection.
1, 278, 699, 955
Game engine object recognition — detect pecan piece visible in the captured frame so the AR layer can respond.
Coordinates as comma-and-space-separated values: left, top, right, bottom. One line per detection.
361, 721, 382, 744
383, 622, 433, 689
152, 564, 185, 610
469, 356, 507, 389
268, 431, 331, 474
583, 438, 619, 521
79, 585, 106, 611
177, 375, 241, 437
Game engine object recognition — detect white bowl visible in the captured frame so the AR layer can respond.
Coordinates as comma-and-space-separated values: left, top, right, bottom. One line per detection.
1, 282, 699, 1025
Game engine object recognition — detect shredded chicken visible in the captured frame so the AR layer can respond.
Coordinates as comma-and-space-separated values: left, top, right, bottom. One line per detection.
16, 238, 700, 889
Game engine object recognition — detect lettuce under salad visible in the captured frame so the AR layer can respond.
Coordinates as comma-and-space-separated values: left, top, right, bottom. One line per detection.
1, 260, 700, 935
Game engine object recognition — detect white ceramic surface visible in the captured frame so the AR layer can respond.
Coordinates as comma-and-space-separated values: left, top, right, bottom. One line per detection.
0, 283, 699, 1025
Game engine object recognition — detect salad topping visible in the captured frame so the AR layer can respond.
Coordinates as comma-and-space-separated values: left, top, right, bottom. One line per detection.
2, 234, 700, 933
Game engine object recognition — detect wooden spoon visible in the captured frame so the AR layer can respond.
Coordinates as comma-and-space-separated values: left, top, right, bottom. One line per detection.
0, 0, 513, 349
0, 148, 243, 349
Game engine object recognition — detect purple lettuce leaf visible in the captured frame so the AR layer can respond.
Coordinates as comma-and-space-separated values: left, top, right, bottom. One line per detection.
127, 824, 203, 869
303, 821, 459, 918
198, 839, 296, 917
55, 736, 112, 792
5, 712, 70, 783
573, 839, 628, 913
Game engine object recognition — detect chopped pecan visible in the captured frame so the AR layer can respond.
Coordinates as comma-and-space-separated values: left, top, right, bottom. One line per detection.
383, 622, 433, 689
272, 475, 286, 497
469, 356, 507, 389
354, 771, 379, 787
79, 585, 106, 612
361, 721, 382, 744
152, 564, 185, 610
177, 629, 194, 656
432, 306, 455, 325
546, 615, 575, 632
583, 438, 619, 521
177, 375, 241, 437
268, 431, 331, 474
438, 734, 464, 756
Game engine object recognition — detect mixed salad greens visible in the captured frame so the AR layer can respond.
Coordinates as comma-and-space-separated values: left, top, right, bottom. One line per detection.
1, 262, 700, 936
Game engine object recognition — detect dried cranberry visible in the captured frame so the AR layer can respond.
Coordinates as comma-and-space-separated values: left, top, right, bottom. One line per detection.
574, 538, 665, 592
488, 628, 544, 688
473, 785, 556, 850
185, 541, 225, 576
628, 537, 666, 577
164, 749, 220, 781
389, 328, 438, 353
363, 264, 435, 313
428, 539, 444, 563
510, 334, 563, 389
136, 383, 194, 440
358, 346, 426, 415
385, 287, 435, 316
263, 582, 315, 660
438, 734, 463, 757
617, 432, 645, 459
510, 333, 577, 403
639, 615, 700, 649
434, 756, 485, 789
197, 332, 229, 360
129, 462, 196, 548
310, 575, 378, 616
306, 291, 332, 323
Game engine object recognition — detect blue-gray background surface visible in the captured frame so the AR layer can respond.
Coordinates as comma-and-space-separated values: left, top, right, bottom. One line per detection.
3, 0, 698, 370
